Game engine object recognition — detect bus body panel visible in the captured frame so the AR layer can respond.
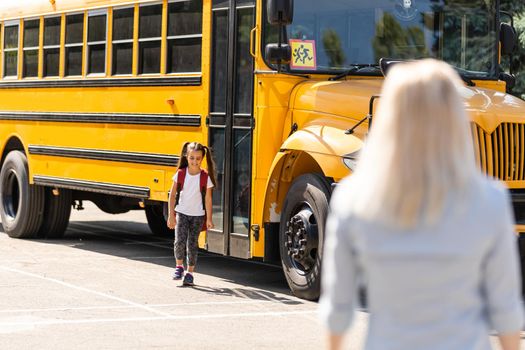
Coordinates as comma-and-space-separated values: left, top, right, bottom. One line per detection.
1, 0, 525, 299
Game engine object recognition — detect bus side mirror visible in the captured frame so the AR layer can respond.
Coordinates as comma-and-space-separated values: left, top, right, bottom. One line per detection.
500, 22, 517, 55
265, 43, 291, 64
499, 72, 516, 93
267, 0, 294, 25
379, 58, 404, 76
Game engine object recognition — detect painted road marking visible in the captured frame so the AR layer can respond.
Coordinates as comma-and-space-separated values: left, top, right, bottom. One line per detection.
0, 300, 281, 314
0, 266, 172, 317
0, 310, 318, 328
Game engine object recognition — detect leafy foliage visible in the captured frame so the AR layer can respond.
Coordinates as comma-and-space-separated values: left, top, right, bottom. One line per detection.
372, 13, 428, 60
322, 29, 346, 67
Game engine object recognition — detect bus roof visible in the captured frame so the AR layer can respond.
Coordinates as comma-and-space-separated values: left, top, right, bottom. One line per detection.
0, 0, 159, 20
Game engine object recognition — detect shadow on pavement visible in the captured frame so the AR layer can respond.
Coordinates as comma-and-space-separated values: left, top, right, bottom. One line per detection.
187, 285, 303, 305
1, 219, 299, 303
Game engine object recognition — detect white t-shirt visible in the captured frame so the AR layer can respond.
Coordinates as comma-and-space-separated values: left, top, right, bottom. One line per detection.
173, 170, 214, 216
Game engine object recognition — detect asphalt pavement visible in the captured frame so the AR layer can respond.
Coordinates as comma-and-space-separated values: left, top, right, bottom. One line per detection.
0, 202, 368, 350
0, 202, 515, 349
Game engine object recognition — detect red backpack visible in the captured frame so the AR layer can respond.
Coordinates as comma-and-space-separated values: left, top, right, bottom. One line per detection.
175, 168, 208, 231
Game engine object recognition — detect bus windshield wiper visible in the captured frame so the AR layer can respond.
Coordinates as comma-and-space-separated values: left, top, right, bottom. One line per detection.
457, 73, 476, 87
329, 64, 380, 81
453, 67, 476, 87
379, 58, 477, 87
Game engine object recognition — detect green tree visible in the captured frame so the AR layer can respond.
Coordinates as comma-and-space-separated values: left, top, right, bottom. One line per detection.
372, 13, 428, 61
322, 29, 346, 68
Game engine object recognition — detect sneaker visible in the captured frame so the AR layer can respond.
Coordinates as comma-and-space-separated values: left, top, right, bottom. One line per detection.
172, 266, 184, 280
182, 273, 194, 286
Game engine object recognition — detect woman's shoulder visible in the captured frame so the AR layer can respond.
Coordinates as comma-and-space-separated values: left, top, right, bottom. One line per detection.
468, 177, 512, 224
476, 177, 510, 206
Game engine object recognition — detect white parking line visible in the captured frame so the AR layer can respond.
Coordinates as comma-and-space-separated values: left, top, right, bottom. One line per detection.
0, 310, 317, 327
0, 266, 172, 317
0, 300, 276, 314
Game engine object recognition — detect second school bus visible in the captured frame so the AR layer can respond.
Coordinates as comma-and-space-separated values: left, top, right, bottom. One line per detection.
0, 0, 524, 300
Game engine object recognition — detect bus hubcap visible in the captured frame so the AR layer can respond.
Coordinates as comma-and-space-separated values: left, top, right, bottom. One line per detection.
285, 207, 319, 273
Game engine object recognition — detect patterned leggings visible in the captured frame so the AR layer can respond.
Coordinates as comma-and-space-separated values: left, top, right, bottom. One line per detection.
174, 213, 205, 266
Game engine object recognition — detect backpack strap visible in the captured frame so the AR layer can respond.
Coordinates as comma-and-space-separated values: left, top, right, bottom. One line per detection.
199, 170, 208, 210
174, 168, 187, 206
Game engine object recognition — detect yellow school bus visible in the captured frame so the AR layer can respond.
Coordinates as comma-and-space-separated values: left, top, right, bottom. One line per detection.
0, 0, 524, 300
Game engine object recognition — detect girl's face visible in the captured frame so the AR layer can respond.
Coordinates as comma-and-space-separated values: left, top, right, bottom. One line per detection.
187, 149, 204, 169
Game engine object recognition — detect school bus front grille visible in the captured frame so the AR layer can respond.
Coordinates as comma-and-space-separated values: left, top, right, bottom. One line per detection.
471, 122, 525, 181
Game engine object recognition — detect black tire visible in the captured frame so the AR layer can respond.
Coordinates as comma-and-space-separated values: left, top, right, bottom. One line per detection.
0, 151, 45, 238
145, 205, 173, 237
37, 187, 72, 239
279, 173, 331, 300
518, 234, 525, 297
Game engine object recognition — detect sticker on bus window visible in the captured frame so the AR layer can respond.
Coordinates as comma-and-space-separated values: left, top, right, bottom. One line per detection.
289, 39, 317, 70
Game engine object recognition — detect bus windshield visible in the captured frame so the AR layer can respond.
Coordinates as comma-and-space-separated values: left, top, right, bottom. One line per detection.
264, 0, 498, 78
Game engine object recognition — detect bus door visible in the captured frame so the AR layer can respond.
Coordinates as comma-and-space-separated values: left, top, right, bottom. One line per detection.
207, 0, 255, 258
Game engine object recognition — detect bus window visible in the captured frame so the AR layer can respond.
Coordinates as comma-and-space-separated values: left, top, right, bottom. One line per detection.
87, 10, 107, 75
4, 21, 19, 78
264, 0, 498, 79
43, 16, 60, 77
112, 7, 134, 75
442, 6, 495, 75
138, 3, 162, 74
210, 6, 228, 112
23, 19, 39, 78
234, 7, 253, 113
167, 0, 203, 73
65, 13, 84, 76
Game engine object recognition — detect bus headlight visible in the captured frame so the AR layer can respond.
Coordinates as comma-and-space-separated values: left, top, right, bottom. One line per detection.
342, 151, 360, 172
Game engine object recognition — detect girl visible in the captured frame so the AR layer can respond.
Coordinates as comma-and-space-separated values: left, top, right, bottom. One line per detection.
167, 142, 217, 286
320, 60, 523, 350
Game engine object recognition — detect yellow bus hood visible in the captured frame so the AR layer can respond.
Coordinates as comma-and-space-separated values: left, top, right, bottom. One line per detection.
289, 79, 525, 156
461, 87, 525, 133
284, 79, 382, 159
291, 79, 383, 124
292, 79, 525, 122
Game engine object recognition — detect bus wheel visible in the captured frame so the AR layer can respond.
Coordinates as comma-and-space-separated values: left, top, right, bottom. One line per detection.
279, 173, 331, 300
0, 151, 45, 238
145, 205, 173, 237
37, 187, 72, 239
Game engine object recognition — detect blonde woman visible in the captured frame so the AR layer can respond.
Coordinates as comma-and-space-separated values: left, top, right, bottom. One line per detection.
319, 59, 523, 350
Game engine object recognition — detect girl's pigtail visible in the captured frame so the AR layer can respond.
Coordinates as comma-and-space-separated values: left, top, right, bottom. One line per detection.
177, 142, 190, 169
204, 146, 218, 187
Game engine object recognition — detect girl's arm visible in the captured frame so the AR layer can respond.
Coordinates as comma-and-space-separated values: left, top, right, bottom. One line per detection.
167, 180, 177, 229
205, 187, 213, 229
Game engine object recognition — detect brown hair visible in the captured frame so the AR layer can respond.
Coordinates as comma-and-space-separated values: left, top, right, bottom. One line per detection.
177, 141, 217, 186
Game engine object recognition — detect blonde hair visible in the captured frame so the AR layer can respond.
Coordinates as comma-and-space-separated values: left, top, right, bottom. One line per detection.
348, 59, 481, 228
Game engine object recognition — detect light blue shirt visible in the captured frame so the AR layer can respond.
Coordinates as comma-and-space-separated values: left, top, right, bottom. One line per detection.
319, 177, 524, 350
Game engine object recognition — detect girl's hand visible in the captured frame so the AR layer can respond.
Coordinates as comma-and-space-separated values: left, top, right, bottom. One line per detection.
206, 218, 214, 229
167, 215, 176, 229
